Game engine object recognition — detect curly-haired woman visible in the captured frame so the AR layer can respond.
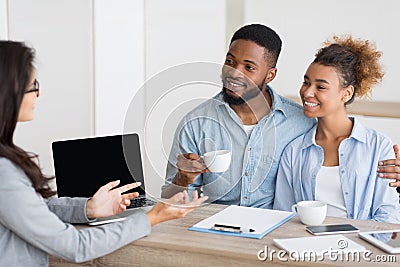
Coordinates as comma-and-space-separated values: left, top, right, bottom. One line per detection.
274, 36, 400, 223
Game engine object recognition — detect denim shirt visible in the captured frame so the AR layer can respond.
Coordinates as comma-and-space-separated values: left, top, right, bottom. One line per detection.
273, 117, 400, 223
162, 87, 315, 208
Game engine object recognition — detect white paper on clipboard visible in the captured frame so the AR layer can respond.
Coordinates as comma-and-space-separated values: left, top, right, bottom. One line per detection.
189, 205, 294, 239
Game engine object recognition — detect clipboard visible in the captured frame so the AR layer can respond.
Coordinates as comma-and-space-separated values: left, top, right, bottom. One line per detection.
189, 205, 295, 239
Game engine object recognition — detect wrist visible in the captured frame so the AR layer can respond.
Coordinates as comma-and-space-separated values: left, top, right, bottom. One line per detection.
85, 198, 96, 219
146, 209, 161, 227
174, 172, 188, 187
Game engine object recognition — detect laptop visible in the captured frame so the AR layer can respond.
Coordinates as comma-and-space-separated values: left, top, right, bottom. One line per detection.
52, 133, 156, 225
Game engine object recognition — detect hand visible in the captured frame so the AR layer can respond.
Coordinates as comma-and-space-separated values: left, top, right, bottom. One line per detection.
174, 153, 209, 187
377, 144, 400, 187
392, 232, 398, 240
146, 190, 208, 227
86, 180, 141, 219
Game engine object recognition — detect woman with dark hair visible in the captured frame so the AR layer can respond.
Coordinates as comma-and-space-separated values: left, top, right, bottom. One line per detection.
273, 36, 400, 223
0, 40, 207, 266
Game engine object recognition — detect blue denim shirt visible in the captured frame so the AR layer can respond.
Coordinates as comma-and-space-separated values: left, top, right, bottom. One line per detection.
162, 87, 315, 208
273, 117, 400, 223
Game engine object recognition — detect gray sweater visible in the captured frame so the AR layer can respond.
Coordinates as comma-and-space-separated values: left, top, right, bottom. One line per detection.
0, 158, 151, 266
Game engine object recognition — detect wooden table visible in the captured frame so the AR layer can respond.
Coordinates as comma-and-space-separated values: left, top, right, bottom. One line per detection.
50, 204, 400, 267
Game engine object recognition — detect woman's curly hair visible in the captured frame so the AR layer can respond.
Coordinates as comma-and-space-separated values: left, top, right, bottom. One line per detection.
314, 35, 384, 104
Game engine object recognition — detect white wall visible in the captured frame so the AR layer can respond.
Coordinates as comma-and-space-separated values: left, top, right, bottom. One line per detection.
354, 116, 400, 146
244, 0, 400, 102
94, 0, 145, 136
0, 0, 7, 39
225, 0, 244, 47
9, 0, 94, 178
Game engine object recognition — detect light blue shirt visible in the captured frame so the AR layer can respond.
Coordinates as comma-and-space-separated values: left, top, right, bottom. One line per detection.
162, 87, 315, 208
273, 117, 400, 223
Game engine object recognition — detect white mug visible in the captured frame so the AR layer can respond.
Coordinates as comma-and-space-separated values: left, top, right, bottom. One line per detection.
291, 200, 327, 226
203, 150, 231, 173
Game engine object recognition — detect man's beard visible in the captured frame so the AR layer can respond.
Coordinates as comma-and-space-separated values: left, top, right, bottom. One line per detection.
222, 83, 264, 106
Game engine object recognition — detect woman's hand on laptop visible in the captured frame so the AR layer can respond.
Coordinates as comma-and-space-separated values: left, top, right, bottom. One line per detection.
146, 190, 208, 227
86, 180, 141, 219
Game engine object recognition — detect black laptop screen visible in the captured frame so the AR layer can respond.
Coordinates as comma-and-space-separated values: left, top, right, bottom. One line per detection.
52, 133, 146, 197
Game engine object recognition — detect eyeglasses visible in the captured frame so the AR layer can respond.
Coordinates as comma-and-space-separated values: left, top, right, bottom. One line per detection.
25, 79, 40, 97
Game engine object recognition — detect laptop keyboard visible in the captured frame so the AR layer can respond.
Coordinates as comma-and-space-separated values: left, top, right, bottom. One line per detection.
128, 197, 157, 208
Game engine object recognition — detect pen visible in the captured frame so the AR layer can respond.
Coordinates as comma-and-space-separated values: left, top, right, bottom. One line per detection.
212, 223, 255, 233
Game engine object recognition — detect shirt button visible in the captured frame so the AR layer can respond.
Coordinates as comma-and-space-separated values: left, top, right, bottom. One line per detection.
243, 196, 248, 200
345, 192, 349, 195
340, 153, 344, 157
341, 170, 345, 173
248, 147, 251, 151
245, 171, 249, 176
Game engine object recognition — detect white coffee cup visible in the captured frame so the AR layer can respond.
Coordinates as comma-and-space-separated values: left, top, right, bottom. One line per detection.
291, 200, 327, 226
203, 150, 231, 173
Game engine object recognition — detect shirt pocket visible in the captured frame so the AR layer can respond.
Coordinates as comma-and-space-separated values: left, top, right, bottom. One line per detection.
256, 155, 279, 193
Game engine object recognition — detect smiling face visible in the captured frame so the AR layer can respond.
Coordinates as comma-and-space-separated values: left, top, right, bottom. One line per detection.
18, 72, 38, 122
221, 39, 276, 105
300, 63, 353, 119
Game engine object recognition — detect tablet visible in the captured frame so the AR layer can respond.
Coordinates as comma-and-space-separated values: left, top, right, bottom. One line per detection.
359, 230, 400, 254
